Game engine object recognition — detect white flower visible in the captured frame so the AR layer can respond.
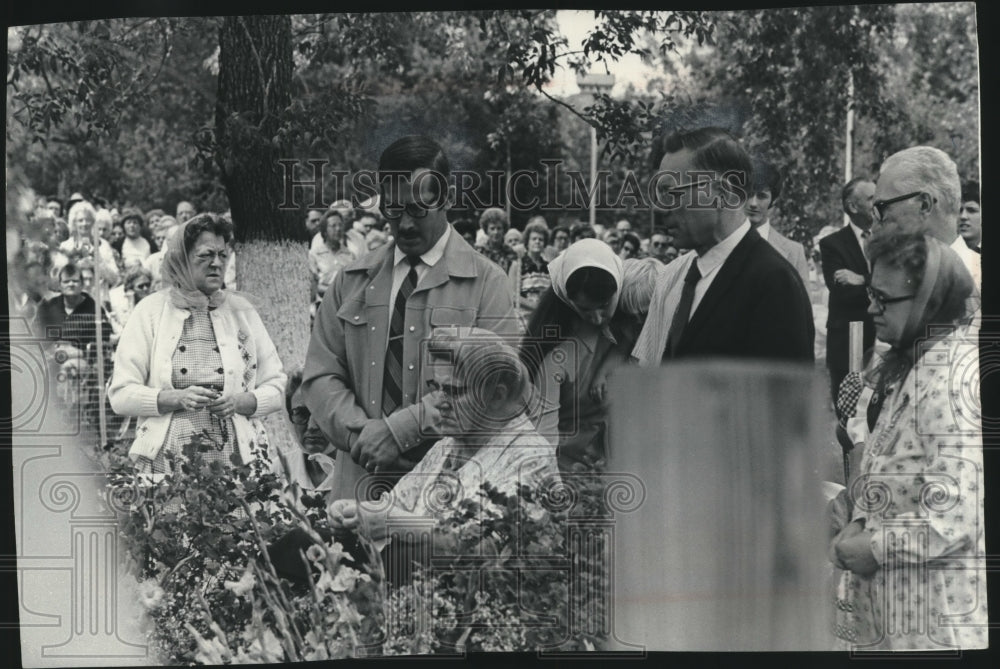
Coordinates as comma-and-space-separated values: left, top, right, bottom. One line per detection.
248, 628, 284, 662
527, 505, 548, 523
223, 568, 256, 596
137, 579, 165, 610
328, 565, 363, 593
306, 544, 325, 562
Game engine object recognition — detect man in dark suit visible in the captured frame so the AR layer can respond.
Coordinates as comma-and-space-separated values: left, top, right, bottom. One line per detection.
819, 178, 876, 401
632, 127, 814, 365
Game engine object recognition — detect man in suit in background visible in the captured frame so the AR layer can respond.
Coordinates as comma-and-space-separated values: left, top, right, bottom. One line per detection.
745, 159, 811, 288
632, 127, 814, 366
819, 177, 876, 402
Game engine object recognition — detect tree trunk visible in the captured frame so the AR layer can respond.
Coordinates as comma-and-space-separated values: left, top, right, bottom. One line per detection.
215, 15, 298, 242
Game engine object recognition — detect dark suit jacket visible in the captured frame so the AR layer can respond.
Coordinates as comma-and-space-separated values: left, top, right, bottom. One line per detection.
674, 228, 815, 361
819, 225, 875, 372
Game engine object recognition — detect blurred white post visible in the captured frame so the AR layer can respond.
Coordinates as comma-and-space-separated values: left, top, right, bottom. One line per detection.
506, 140, 513, 224
848, 321, 864, 373
576, 73, 615, 230
608, 361, 830, 650
589, 124, 598, 228
92, 223, 108, 447
843, 69, 854, 228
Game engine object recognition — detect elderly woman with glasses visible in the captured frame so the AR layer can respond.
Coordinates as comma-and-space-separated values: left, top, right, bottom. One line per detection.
327, 327, 559, 583
109, 214, 286, 476
829, 225, 985, 650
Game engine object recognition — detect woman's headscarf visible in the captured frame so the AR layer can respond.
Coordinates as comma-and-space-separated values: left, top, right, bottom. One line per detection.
159, 219, 255, 311
898, 235, 974, 350
867, 235, 974, 398
548, 238, 624, 335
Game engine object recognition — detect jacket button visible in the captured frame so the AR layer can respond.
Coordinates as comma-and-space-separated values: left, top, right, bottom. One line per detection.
409, 326, 415, 332
354, 316, 359, 320
216, 367, 224, 374
408, 364, 414, 370
180, 368, 187, 374
371, 361, 376, 366
371, 400, 376, 405
179, 345, 186, 352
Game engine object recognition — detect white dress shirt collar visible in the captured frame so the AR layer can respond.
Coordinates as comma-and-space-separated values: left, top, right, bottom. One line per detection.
393, 221, 450, 269
696, 219, 752, 276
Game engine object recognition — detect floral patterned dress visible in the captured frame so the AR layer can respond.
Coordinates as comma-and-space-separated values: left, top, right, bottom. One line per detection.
836, 329, 986, 649
476, 240, 519, 275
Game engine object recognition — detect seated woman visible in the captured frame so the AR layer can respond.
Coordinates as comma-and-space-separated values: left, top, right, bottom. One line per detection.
519, 239, 659, 472
327, 327, 559, 583
108, 214, 286, 476
829, 227, 985, 650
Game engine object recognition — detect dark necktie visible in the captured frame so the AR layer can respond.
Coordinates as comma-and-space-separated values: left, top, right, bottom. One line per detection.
664, 259, 701, 359
382, 256, 420, 417
860, 229, 871, 267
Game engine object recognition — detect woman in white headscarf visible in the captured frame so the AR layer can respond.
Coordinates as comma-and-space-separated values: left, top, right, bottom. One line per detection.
108, 214, 286, 475
519, 239, 658, 471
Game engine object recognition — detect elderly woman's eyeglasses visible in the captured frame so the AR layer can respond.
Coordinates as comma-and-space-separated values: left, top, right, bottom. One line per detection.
866, 285, 915, 314
871, 191, 930, 222
194, 250, 229, 263
426, 379, 469, 399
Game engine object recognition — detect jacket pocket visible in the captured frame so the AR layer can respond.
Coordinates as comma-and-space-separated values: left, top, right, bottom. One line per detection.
336, 300, 369, 327
429, 306, 477, 328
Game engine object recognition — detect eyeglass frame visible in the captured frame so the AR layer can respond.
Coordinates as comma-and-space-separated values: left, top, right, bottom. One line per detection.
866, 284, 915, 314
425, 378, 470, 399
193, 250, 229, 263
871, 191, 934, 222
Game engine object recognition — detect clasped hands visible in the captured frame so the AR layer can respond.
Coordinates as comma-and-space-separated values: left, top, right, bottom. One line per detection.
162, 386, 257, 418
829, 519, 879, 576
350, 390, 447, 474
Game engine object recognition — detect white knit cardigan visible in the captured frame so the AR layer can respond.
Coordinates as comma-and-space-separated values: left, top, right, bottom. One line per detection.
108, 290, 286, 463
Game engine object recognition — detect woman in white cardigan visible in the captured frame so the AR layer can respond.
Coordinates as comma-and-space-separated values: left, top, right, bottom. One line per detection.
109, 214, 286, 474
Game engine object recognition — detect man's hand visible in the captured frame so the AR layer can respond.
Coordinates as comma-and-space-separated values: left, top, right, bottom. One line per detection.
351, 419, 415, 473
834, 269, 866, 286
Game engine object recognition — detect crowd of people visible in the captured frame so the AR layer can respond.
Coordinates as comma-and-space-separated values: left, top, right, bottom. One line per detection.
7, 126, 985, 650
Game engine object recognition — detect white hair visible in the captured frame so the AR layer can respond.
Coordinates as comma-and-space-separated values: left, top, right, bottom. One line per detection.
94, 208, 113, 226
880, 146, 961, 220
66, 200, 97, 223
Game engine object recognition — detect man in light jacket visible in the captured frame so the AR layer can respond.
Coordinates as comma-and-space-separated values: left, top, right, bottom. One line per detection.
302, 135, 521, 502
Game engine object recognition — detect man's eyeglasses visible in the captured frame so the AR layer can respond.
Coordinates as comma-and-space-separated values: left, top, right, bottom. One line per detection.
866, 285, 915, 314
871, 191, 930, 222
380, 195, 448, 221
426, 379, 469, 399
